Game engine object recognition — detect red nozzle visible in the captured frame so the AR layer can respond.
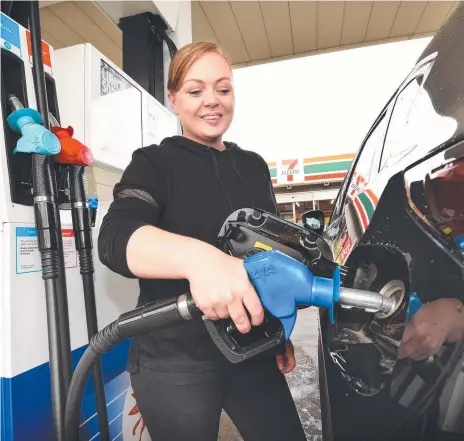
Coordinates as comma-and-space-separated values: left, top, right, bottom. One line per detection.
51, 125, 93, 166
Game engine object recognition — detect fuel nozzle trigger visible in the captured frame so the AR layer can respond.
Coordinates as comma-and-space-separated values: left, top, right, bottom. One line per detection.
7, 95, 61, 156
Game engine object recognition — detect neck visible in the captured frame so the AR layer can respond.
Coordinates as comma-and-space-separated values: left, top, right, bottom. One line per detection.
183, 132, 226, 151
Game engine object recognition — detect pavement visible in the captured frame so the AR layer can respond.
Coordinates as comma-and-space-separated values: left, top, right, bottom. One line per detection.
218, 307, 323, 441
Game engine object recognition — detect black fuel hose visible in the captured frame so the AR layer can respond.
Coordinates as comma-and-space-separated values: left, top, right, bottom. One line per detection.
69, 165, 110, 441
30, 2, 72, 440
64, 293, 201, 441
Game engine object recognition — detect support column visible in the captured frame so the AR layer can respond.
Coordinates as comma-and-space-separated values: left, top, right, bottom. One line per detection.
2, 1, 29, 27
118, 12, 167, 104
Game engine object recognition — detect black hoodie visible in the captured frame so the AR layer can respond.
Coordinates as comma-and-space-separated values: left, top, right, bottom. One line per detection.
98, 135, 280, 381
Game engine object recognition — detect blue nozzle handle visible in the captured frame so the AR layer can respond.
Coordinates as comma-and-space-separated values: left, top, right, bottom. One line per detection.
88, 197, 99, 209
244, 250, 340, 340
244, 250, 424, 341
7, 108, 61, 156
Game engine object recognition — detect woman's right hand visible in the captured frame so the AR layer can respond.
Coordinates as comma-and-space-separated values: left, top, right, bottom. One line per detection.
187, 249, 265, 334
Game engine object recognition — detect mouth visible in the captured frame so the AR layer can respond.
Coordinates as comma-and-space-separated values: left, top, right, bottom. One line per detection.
201, 113, 223, 121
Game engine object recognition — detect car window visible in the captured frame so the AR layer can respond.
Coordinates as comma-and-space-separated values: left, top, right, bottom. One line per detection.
331, 111, 389, 220
350, 112, 388, 192
380, 76, 423, 171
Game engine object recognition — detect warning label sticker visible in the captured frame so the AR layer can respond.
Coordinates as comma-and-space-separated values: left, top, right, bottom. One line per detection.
62, 229, 78, 269
16, 227, 77, 274
16, 227, 41, 274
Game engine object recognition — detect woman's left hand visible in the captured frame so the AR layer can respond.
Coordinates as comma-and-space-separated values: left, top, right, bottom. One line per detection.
398, 298, 461, 361
276, 341, 296, 374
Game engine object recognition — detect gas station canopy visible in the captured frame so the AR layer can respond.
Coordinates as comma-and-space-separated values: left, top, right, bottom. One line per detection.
38, 1, 460, 69
192, 1, 459, 67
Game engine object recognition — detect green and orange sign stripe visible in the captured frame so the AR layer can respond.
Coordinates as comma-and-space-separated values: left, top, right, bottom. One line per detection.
267, 161, 277, 185
267, 153, 355, 185
303, 153, 355, 182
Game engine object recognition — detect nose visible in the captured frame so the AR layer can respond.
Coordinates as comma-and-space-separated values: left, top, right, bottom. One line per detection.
203, 88, 219, 107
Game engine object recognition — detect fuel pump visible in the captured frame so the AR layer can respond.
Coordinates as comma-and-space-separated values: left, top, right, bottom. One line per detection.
4, 3, 73, 440
1, 3, 181, 441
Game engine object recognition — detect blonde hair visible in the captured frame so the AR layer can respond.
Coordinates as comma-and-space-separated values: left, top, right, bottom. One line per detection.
167, 42, 232, 93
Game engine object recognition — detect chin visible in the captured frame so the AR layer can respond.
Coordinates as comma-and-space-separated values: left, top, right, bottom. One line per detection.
202, 128, 227, 141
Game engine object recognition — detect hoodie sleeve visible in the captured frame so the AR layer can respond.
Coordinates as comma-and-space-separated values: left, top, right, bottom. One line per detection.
98, 146, 168, 278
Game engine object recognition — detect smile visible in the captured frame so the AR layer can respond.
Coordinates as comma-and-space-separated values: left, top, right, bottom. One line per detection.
201, 114, 222, 120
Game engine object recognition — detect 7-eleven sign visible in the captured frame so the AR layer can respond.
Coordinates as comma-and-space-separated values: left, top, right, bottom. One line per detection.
281, 159, 302, 183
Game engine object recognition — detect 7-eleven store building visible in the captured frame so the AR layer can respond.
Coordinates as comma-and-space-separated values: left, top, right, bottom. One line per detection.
268, 154, 355, 225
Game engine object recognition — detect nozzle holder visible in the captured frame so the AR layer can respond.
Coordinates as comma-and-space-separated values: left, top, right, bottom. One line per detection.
7, 108, 61, 156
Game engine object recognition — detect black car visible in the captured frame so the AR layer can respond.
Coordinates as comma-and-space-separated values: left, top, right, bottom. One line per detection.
303, 5, 464, 441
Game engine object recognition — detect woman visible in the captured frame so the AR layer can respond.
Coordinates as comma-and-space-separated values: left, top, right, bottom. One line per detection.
98, 42, 307, 441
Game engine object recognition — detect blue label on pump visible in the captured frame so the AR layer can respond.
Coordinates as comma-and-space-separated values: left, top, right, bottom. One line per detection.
15, 227, 41, 275
16, 227, 38, 237
1, 13, 22, 58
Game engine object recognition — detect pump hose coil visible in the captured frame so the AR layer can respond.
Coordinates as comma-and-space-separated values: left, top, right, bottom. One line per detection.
64, 293, 200, 441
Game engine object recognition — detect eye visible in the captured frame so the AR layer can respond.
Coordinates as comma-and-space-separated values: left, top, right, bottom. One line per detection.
188, 90, 201, 96
218, 88, 231, 95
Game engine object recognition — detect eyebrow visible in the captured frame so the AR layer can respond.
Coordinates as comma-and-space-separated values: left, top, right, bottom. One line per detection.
184, 77, 232, 84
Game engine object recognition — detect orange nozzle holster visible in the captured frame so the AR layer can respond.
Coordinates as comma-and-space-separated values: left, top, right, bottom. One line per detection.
51, 125, 94, 166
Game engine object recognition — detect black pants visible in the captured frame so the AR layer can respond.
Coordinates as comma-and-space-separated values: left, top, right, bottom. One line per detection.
130, 359, 307, 441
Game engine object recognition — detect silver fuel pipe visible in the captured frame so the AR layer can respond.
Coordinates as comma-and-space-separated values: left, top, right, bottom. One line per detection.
338, 282, 404, 319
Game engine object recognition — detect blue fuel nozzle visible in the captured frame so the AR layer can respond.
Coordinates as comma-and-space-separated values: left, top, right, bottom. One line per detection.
407, 292, 422, 319
244, 250, 340, 339
7, 103, 61, 156
243, 250, 424, 341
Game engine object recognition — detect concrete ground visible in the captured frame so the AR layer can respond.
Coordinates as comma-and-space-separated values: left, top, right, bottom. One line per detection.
218, 308, 323, 441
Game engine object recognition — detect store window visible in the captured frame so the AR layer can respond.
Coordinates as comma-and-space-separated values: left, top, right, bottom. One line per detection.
278, 203, 295, 223
278, 200, 333, 226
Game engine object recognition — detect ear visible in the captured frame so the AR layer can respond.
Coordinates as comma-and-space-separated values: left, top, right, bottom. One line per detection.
167, 91, 177, 114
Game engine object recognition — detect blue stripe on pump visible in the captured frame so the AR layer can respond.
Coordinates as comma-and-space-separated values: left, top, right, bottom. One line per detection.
1, 339, 131, 441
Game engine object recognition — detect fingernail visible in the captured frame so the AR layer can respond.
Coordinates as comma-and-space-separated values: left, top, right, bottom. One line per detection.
239, 324, 251, 334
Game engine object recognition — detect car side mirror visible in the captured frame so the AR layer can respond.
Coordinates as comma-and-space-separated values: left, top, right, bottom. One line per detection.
302, 210, 325, 235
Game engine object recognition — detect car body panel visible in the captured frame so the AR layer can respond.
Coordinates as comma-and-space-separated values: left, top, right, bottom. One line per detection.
318, 6, 464, 441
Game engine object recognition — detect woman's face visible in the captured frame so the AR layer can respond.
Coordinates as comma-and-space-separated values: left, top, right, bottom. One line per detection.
168, 52, 235, 148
